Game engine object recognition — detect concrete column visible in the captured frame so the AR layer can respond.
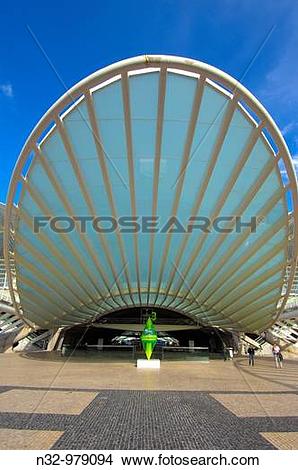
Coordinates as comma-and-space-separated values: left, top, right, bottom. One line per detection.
47, 328, 64, 351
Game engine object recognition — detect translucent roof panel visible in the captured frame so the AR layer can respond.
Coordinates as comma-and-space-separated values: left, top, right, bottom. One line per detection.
4, 56, 298, 332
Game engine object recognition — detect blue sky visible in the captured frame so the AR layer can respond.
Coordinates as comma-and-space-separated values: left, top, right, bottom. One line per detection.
1, 0, 298, 203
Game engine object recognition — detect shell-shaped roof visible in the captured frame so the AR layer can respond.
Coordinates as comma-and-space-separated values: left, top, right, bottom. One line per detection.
4, 55, 298, 332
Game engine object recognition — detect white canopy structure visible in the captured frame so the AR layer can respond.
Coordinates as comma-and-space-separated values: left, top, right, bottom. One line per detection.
4, 55, 298, 332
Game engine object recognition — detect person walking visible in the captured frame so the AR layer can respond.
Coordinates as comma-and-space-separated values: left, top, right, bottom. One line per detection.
247, 346, 255, 366
278, 351, 284, 369
272, 343, 283, 368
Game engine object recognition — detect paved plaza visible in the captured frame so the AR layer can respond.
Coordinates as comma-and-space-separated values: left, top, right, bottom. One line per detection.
0, 354, 297, 449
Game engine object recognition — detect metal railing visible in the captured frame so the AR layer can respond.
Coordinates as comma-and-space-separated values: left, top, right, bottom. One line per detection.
161, 346, 209, 361
59, 343, 211, 362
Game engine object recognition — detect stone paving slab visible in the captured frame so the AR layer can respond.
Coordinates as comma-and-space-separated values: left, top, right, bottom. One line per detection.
0, 355, 296, 392
261, 432, 298, 450
0, 390, 279, 450
0, 429, 63, 449
210, 393, 298, 417
0, 357, 297, 449
0, 389, 97, 414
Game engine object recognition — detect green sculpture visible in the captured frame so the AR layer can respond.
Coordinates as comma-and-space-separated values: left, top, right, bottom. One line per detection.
140, 313, 157, 360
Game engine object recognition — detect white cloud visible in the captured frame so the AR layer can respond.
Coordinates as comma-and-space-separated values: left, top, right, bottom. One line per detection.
292, 154, 298, 167
0, 83, 13, 98
281, 121, 298, 136
259, 6, 298, 107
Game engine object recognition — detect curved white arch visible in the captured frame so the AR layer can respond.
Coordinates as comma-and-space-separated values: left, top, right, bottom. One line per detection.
4, 55, 298, 332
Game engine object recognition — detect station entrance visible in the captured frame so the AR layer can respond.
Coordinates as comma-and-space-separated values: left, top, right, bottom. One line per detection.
61, 307, 237, 361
